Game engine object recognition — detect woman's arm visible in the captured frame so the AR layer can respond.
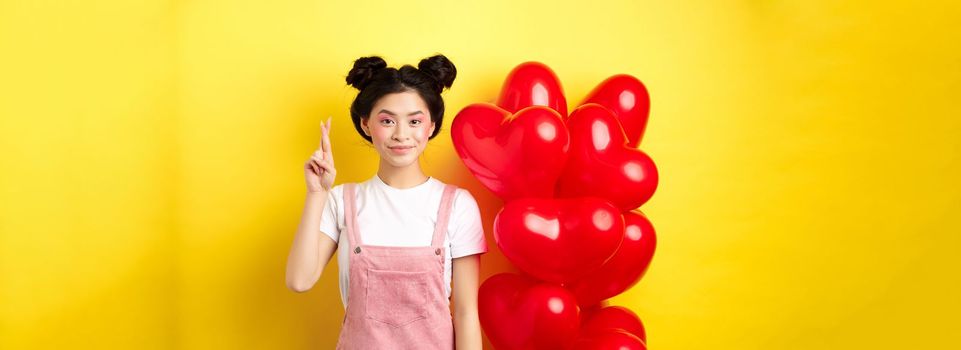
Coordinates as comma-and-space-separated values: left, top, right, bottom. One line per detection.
285, 191, 338, 293
286, 117, 337, 293
452, 254, 482, 350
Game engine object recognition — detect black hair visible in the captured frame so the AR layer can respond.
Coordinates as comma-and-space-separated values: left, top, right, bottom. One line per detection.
345, 54, 456, 143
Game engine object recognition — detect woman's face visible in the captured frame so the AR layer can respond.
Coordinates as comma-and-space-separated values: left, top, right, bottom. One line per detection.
361, 90, 435, 168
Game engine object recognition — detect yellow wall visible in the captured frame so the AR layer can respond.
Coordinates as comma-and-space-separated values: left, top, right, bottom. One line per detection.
1, 1, 958, 349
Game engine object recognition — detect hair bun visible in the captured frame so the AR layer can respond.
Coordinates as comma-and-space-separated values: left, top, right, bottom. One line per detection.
346, 56, 388, 90
418, 54, 456, 92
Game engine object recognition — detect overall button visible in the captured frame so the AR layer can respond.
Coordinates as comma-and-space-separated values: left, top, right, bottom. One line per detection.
354, 247, 361, 254
434, 248, 441, 255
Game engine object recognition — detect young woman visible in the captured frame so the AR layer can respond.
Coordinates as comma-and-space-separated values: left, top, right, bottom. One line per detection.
285, 54, 487, 350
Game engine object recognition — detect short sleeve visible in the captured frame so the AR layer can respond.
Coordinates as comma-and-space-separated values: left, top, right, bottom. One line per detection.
448, 188, 489, 258
319, 185, 342, 243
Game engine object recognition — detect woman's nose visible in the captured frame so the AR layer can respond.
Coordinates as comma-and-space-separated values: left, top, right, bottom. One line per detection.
391, 127, 409, 141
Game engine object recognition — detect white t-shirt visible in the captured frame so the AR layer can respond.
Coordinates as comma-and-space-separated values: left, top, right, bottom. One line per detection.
319, 174, 489, 308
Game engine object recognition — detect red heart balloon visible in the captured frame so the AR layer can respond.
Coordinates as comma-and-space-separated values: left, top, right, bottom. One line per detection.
580, 306, 647, 343
574, 330, 646, 350
579, 74, 651, 148
451, 103, 570, 200
580, 300, 610, 315
565, 210, 657, 306
496, 61, 568, 117
556, 103, 658, 211
479, 273, 581, 350
494, 197, 625, 283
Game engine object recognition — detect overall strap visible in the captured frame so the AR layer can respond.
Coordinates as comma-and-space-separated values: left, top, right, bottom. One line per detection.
343, 183, 363, 248
431, 184, 458, 247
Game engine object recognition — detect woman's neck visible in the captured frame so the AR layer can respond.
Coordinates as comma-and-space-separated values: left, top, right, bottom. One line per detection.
376, 160, 430, 189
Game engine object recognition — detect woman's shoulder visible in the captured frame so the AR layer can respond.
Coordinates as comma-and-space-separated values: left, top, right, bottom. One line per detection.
433, 180, 478, 211
326, 183, 349, 200
430, 177, 472, 196
453, 188, 478, 208
330, 180, 375, 199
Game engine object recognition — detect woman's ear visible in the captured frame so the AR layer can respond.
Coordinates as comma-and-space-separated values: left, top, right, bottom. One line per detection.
429, 120, 435, 136
360, 117, 371, 136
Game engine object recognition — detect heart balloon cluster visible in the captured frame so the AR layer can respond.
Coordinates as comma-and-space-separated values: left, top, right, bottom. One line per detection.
452, 62, 659, 349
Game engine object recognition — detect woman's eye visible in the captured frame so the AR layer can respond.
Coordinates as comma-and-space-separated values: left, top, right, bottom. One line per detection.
410, 120, 422, 126
380, 119, 394, 126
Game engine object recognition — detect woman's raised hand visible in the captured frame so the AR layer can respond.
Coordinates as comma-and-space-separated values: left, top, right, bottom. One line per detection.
304, 116, 336, 193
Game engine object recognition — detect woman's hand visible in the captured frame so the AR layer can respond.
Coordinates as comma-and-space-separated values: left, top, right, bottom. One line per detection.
305, 116, 336, 193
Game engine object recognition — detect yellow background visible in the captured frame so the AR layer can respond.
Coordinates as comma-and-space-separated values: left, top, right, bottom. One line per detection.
2, 0, 959, 349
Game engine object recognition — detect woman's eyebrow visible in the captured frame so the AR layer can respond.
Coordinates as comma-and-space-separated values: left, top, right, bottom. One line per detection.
377, 109, 424, 116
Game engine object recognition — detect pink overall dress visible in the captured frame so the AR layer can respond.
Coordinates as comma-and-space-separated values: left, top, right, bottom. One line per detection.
335, 182, 457, 350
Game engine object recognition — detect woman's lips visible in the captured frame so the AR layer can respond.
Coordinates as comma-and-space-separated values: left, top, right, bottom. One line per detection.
388, 145, 414, 154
